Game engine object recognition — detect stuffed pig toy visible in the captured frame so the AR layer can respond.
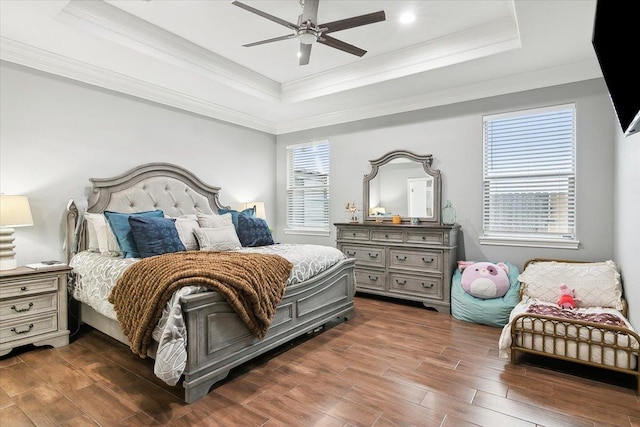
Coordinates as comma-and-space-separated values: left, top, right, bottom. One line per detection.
458, 261, 510, 299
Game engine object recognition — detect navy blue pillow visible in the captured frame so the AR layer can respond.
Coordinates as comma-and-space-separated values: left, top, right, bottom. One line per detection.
219, 206, 255, 230
104, 210, 165, 258
236, 214, 274, 247
128, 216, 186, 258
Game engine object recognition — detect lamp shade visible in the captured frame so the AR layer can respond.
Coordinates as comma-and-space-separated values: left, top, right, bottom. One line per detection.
0, 195, 34, 227
242, 201, 266, 221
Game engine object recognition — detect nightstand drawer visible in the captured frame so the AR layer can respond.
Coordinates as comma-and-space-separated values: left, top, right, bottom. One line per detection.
388, 249, 443, 273
0, 313, 57, 343
0, 275, 59, 299
0, 293, 57, 321
339, 227, 370, 241
355, 268, 385, 291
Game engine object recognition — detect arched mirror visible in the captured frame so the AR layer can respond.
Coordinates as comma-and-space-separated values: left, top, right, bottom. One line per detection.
363, 150, 442, 223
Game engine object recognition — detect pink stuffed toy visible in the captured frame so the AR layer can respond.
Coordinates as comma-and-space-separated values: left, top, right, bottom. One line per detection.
458, 261, 510, 299
557, 283, 579, 309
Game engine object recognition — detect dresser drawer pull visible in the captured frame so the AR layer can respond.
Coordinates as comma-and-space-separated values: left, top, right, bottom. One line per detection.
20, 286, 28, 291
346, 250, 356, 256
421, 236, 426, 240
11, 302, 34, 313
395, 279, 407, 286
422, 257, 434, 263
11, 324, 34, 335
368, 253, 379, 259
395, 255, 407, 261
421, 283, 434, 289
368, 275, 379, 281
352, 232, 357, 237
385, 234, 389, 238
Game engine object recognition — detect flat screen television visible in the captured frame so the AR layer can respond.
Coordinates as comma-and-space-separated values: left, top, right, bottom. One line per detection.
591, 0, 640, 137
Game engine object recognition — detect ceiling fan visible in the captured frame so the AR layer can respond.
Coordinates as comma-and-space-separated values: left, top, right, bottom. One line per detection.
231, 0, 386, 65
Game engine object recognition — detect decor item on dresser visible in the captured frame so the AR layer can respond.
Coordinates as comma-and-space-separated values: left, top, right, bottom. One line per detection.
0, 195, 34, 271
0, 266, 71, 356
442, 200, 456, 225
499, 258, 640, 393
65, 163, 355, 404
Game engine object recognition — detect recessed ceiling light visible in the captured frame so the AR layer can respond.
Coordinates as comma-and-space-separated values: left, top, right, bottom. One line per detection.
399, 12, 415, 24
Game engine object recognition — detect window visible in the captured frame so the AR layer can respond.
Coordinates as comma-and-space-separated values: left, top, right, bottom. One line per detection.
481, 104, 578, 249
285, 141, 330, 235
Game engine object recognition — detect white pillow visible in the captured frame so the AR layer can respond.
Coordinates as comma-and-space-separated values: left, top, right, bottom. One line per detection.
194, 227, 241, 251
173, 216, 200, 251
518, 260, 623, 310
197, 212, 232, 228
84, 213, 121, 256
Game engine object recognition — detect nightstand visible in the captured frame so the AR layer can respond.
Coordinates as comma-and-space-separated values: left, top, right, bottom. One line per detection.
0, 266, 71, 356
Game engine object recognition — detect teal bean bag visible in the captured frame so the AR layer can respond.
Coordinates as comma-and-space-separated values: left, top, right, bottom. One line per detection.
451, 261, 520, 327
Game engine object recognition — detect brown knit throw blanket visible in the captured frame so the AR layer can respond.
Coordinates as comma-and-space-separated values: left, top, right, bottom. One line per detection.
108, 251, 293, 358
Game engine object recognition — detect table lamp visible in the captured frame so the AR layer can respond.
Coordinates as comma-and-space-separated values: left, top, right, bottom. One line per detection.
0, 195, 34, 270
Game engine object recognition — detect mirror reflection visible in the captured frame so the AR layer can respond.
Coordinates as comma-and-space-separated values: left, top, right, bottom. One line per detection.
364, 151, 441, 223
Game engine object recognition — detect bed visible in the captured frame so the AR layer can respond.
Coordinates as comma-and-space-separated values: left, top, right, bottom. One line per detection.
64, 162, 355, 403
498, 258, 640, 393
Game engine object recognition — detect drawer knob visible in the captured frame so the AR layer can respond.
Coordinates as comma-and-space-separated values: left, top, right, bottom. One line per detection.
346, 250, 356, 256
11, 324, 34, 335
395, 255, 407, 261
352, 232, 356, 237
421, 236, 426, 240
11, 302, 34, 313
422, 257, 434, 263
396, 279, 407, 285
422, 283, 434, 289
368, 253, 379, 259
368, 275, 378, 281
20, 286, 27, 291
385, 234, 389, 238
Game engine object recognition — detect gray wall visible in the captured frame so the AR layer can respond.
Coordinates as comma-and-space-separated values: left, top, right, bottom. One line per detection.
0, 61, 276, 265
276, 79, 616, 274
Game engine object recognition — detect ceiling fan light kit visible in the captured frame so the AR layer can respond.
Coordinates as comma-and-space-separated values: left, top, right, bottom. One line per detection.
231, 0, 385, 65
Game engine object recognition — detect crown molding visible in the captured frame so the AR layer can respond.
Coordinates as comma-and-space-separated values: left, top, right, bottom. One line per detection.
275, 60, 603, 134
57, 0, 281, 102
0, 37, 277, 134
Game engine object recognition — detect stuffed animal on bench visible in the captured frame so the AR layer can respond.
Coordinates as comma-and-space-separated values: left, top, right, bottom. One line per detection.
458, 261, 510, 299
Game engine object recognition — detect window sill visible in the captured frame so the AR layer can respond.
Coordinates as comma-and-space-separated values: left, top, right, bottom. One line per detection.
283, 228, 331, 237
479, 236, 580, 250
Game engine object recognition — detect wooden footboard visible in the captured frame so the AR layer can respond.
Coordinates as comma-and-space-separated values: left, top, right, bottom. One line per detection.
510, 313, 640, 393
179, 257, 356, 403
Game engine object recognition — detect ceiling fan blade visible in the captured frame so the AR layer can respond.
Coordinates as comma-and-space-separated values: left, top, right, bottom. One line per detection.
299, 43, 312, 65
243, 34, 297, 47
317, 35, 366, 57
231, 1, 298, 30
320, 11, 386, 34
301, 0, 319, 24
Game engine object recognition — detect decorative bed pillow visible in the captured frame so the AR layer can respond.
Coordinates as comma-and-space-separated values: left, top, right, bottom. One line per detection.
128, 216, 186, 258
84, 212, 121, 256
104, 210, 164, 258
518, 260, 623, 310
172, 215, 200, 251
197, 212, 234, 229
236, 215, 274, 247
218, 206, 255, 230
194, 227, 242, 251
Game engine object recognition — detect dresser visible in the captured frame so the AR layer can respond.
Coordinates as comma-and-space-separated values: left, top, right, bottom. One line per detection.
336, 222, 459, 313
0, 266, 70, 356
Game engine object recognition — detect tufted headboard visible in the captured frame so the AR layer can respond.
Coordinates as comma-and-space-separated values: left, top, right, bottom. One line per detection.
66, 162, 228, 261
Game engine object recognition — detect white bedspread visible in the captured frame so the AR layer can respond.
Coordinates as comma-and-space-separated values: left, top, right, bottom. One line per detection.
498, 298, 638, 369
69, 244, 346, 385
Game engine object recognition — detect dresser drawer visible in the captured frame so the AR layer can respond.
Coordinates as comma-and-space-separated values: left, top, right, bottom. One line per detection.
354, 268, 385, 291
0, 275, 59, 299
0, 313, 58, 343
405, 230, 444, 245
388, 273, 443, 298
339, 227, 370, 241
371, 230, 404, 243
341, 245, 385, 267
388, 248, 443, 273
0, 293, 57, 321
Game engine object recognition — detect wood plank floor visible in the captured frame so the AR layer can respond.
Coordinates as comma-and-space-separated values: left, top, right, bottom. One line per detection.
1, 295, 638, 426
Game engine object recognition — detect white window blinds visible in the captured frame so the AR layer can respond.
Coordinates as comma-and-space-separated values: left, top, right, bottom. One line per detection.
482, 104, 576, 243
286, 141, 330, 231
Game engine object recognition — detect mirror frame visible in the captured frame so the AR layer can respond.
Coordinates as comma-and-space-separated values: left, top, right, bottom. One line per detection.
363, 150, 442, 224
